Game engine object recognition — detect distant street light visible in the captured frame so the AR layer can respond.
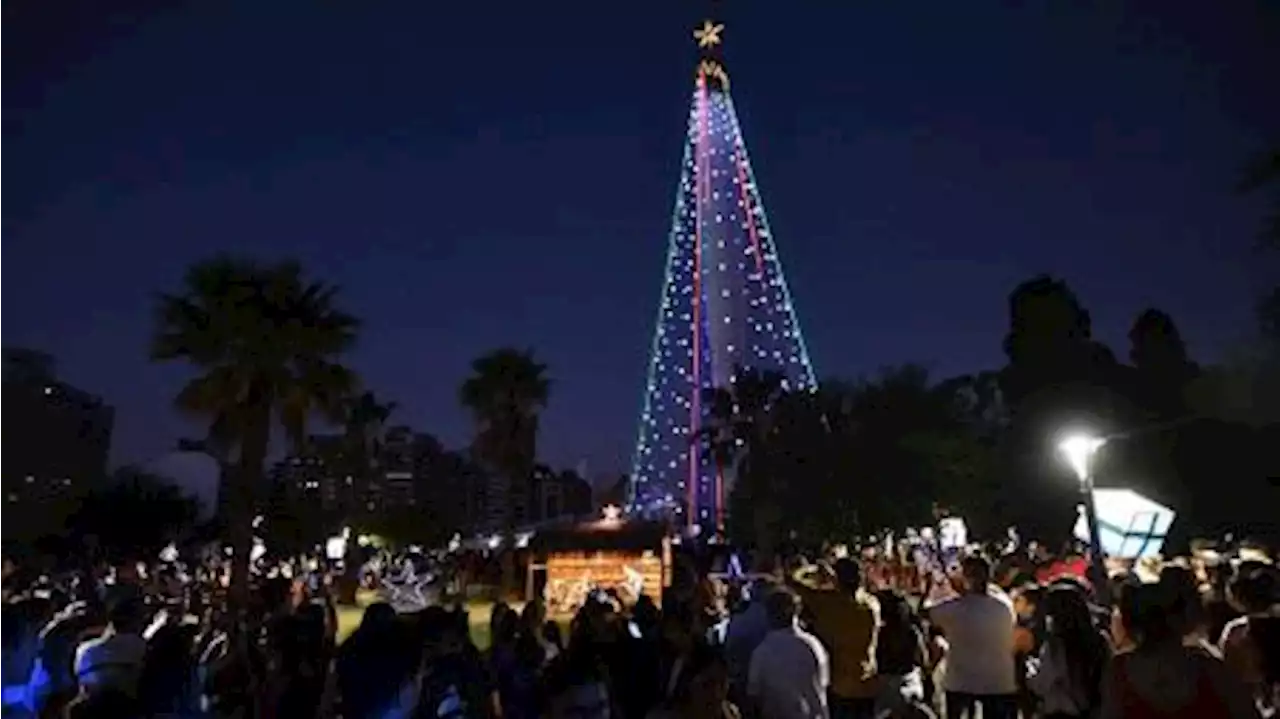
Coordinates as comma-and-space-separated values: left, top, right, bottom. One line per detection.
1057, 432, 1111, 605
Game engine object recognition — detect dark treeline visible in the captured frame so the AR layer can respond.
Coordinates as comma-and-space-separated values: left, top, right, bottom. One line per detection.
16, 149, 1280, 601
704, 274, 1279, 554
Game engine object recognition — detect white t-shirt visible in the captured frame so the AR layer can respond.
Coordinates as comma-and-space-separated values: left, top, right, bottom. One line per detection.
748, 626, 830, 719
74, 630, 147, 695
929, 588, 1017, 695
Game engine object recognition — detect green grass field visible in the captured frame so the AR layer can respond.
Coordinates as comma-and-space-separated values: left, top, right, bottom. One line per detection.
335, 591, 503, 649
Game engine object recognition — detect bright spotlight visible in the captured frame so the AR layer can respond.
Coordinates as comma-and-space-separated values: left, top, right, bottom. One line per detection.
1057, 433, 1106, 483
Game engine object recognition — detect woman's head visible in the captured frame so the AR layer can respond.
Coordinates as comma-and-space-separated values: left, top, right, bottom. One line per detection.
360, 601, 397, 632
1012, 583, 1043, 621
1117, 581, 1178, 648
875, 588, 912, 627
1228, 566, 1277, 615
1043, 585, 1092, 638
520, 598, 547, 632
671, 644, 728, 709
490, 601, 512, 638
1159, 564, 1205, 636
493, 605, 520, 647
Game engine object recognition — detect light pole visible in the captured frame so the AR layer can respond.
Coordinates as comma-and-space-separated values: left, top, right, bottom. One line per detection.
1057, 433, 1111, 606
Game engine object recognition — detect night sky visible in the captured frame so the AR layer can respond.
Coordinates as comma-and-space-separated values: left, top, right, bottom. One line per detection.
6, 2, 1278, 480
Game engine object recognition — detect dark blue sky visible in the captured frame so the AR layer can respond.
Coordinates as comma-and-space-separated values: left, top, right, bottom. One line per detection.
6, 2, 1278, 479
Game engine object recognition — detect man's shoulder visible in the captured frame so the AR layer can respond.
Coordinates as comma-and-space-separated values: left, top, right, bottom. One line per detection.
854, 591, 880, 614
755, 630, 798, 654
795, 629, 829, 659
79, 633, 146, 662
75, 633, 111, 655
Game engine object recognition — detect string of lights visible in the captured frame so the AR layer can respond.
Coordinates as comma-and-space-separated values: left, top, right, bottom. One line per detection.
629, 18, 817, 532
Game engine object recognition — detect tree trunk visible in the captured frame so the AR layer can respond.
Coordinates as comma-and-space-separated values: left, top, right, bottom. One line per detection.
499, 463, 523, 599
337, 447, 368, 606
229, 405, 270, 619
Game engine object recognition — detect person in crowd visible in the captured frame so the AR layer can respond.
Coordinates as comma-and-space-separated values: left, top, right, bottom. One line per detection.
2, 595, 52, 711
1011, 583, 1045, 655
1010, 582, 1045, 717
490, 603, 546, 719
27, 588, 104, 716
1161, 564, 1218, 655
63, 687, 144, 719
544, 600, 617, 719
1246, 616, 1280, 718
1202, 561, 1240, 646
747, 587, 830, 719
521, 599, 561, 665
873, 589, 928, 716
137, 609, 200, 716
72, 594, 147, 701
1219, 565, 1279, 713
413, 606, 493, 719
649, 643, 740, 719
724, 575, 774, 703
266, 599, 334, 717
791, 557, 879, 719
336, 601, 414, 719
624, 594, 667, 718
1099, 580, 1257, 719
544, 620, 566, 657
926, 554, 1018, 719
658, 604, 699, 704
1027, 584, 1111, 719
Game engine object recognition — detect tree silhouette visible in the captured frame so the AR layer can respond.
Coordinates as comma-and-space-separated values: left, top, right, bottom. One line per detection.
72, 468, 199, 562
1001, 275, 1116, 404
459, 347, 550, 594
1238, 148, 1280, 249
703, 364, 999, 547
698, 368, 786, 547
996, 275, 1129, 537
338, 390, 397, 518
152, 257, 359, 610
1238, 147, 1280, 338
1127, 308, 1199, 420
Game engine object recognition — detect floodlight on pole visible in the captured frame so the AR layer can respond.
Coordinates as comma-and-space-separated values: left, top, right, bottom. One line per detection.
1058, 434, 1106, 484
1055, 430, 1110, 605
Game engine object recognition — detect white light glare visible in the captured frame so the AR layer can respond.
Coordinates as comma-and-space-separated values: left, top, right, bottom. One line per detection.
1057, 433, 1106, 483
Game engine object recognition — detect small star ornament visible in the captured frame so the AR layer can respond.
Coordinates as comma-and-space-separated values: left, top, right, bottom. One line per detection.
694, 20, 724, 49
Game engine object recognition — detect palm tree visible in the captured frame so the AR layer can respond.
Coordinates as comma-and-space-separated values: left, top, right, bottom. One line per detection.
333, 391, 395, 603
459, 348, 550, 594
697, 367, 786, 547
339, 390, 397, 510
152, 257, 359, 610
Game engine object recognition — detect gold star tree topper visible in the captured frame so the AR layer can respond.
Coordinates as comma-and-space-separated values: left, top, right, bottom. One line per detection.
694, 20, 725, 49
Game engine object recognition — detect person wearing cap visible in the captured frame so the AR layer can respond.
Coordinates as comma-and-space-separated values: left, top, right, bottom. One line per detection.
791, 557, 881, 718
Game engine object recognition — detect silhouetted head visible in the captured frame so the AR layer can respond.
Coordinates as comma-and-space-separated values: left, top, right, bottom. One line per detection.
765, 587, 800, 631
961, 555, 992, 594
833, 557, 862, 593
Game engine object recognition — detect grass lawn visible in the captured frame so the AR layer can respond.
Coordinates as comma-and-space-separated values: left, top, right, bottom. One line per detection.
335, 590, 504, 649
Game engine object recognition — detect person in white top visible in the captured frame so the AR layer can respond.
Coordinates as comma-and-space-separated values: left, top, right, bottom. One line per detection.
73, 596, 148, 699
747, 587, 830, 719
926, 555, 1018, 719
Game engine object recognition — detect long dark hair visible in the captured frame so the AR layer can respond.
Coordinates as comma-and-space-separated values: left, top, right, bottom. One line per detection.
1043, 585, 1109, 710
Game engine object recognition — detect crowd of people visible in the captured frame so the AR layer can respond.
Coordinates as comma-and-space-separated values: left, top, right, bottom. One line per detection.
2, 536, 1278, 719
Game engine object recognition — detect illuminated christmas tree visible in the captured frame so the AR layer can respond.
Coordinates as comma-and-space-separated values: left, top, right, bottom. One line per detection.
629, 18, 817, 531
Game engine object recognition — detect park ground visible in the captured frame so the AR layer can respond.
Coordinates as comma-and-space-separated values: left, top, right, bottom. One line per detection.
335, 590, 513, 649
